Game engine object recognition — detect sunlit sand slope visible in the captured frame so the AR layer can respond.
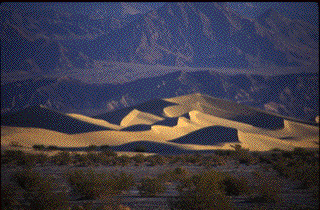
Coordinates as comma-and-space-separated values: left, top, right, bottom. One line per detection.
120, 109, 164, 127
1, 93, 318, 153
66, 113, 121, 130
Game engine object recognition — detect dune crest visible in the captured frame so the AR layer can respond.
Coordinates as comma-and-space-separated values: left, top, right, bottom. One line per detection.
120, 109, 165, 127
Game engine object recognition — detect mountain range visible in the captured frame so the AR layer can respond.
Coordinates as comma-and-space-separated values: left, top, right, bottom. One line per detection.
1, 2, 319, 122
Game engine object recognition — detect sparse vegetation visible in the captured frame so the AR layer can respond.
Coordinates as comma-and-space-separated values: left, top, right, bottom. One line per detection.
12, 169, 69, 209
138, 177, 166, 197
66, 169, 135, 200
52, 151, 71, 165
170, 170, 233, 210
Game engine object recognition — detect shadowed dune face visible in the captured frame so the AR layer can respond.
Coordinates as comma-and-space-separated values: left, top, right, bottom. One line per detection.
170, 126, 239, 146
111, 141, 217, 155
120, 124, 151, 132
232, 114, 284, 130
1, 106, 112, 134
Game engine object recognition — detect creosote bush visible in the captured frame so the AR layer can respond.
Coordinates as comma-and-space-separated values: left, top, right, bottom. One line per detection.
52, 151, 71, 165
13, 169, 69, 209
138, 177, 166, 197
170, 170, 234, 210
66, 169, 135, 200
158, 167, 190, 182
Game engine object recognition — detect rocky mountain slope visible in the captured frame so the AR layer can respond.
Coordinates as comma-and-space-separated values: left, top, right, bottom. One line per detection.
1, 71, 318, 122
1, 3, 318, 77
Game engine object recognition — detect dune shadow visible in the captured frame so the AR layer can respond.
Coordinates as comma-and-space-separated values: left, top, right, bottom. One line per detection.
170, 126, 239, 146
120, 124, 151, 132
1, 106, 112, 134
112, 141, 186, 154
232, 113, 284, 130
93, 99, 178, 125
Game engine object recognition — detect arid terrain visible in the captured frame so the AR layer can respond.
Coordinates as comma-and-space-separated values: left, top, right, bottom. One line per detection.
1, 93, 319, 210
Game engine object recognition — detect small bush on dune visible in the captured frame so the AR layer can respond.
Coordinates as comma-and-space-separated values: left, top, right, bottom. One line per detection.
32, 144, 46, 151
134, 145, 147, 153
138, 177, 166, 197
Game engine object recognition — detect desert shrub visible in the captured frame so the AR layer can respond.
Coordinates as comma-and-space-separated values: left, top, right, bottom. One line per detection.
138, 177, 166, 197
23, 153, 38, 167
159, 167, 190, 183
86, 145, 98, 152
101, 148, 117, 157
13, 169, 69, 209
182, 154, 202, 165
1, 149, 26, 165
73, 153, 91, 166
167, 155, 182, 164
86, 152, 102, 165
231, 145, 258, 164
132, 154, 145, 165
1, 183, 23, 209
134, 145, 147, 153
116, 155, 131, 166
111, 172, 135, 193
170, 170, 233, 210
32, 144, 46, 151
13, 169, 53, 192
35, 153, 49, 165
252, 171, 281, 203
52, 151, 71, 165
221, 175, 250, 196
147, 155, 167, 166
29, 191, 69, 210
66, 170, 132, 199
272, 150, 319, 189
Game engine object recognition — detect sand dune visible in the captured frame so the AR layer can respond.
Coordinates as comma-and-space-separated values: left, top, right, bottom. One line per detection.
1, 93, 318, 153
1, 106, 111, 134
120, 109, 164, 127
66, 113, 121, 130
